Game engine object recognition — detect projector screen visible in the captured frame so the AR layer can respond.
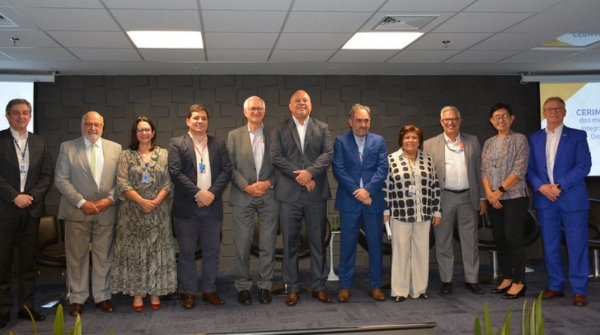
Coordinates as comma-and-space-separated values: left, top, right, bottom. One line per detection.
0, 81, 35, 133
540, 82, 600, 177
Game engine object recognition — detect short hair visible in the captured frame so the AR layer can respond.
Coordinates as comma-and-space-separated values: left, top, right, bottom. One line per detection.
188, 104, 209, 119
243, 96, 266, 110
349, 104, 370, 119
398, 125, 424, 148
543, 96, 566, 107
440, 106, 461, 119
489, 103, 513, 117
5, 99, 31, 115
128, 116, 157, 151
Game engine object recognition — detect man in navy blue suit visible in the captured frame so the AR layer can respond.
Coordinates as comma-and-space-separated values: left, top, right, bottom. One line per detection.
332, 104, 388, 302
526, 96, 591, 307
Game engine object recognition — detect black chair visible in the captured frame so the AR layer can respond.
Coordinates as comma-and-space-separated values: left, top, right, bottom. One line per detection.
250, 217, 331, 295
35, 215, 69, 307
588, 199, 600, 282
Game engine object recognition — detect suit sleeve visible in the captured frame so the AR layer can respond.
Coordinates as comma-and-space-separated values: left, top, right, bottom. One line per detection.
28, 137, 54, 203
54, 142, 86, 207
227, 131, 249, 191
305, 123, 333, 178
383, 154, 394, 213
555, 131, 591, 190
526, 134, 544, 191
168, 138, 200, 200
363, 137, 389, 196
208, 139, 232, 198
332, 137, 359, 195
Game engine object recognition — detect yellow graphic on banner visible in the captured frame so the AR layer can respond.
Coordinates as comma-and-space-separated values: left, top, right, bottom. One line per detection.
539, 83, 586, 120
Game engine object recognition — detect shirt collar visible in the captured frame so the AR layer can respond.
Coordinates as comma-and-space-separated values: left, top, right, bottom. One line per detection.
247, 123, 264, 134
353, 133, 366, 144
443, 132, 461, 144
9, 127, 28, 139
292, 115, 310, 127
545, 123, 564, 135
84, 137, 102, 148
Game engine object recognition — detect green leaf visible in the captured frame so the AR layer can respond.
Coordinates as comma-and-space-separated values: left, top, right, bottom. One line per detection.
484, 302, 493, 335
475, 317, 482, 335
54, 304, 65, 335
23, 305, 38, 335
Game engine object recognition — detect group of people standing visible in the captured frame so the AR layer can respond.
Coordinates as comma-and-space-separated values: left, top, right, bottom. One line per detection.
0, 93, 592, 329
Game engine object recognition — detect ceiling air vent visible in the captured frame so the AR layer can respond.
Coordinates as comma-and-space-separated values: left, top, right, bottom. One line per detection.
374, 15, 436, 30
0, 12, 18, 28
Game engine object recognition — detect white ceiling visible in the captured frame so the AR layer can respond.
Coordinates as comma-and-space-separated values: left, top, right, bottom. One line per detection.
0, 0, 599, 77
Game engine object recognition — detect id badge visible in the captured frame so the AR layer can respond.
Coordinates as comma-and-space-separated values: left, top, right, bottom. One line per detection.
199, 163, 206, 174
141, 171, 150, 183
408, 185, 416, 196
20, 162, 28, 174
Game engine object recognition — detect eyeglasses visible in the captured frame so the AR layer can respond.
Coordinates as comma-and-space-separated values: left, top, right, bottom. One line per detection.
83, 122, 103, 128
137, 128, 152, 133
441, 118, 460, 123
544, 107, 565, 113
492, 114, 511, 120
247, 107, 265, 112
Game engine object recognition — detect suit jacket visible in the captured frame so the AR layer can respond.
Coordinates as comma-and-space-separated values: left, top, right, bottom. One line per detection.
423, 132, 484, 210
333, 131, 388, 213
270, 117, 333, 202
168, 134, 232, 220
526, 126, 591, 211
54, 136, 122, 223
0, 129, 54, 219
227, 124, 277, 206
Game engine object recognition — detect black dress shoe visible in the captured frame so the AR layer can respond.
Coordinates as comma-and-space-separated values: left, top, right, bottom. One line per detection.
0, 313, 9, 329
258, 289, 272, 304
491, 285, 511, 294
394, 296, 406, 303
18, 309, 46, 321
440, 282, 453, 294
503, 284, 526, 300
238, 290, 252, 305
465, 283, 484, 294
418, 293, 429, 299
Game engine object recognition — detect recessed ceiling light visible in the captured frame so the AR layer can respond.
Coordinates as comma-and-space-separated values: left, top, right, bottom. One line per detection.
127, 31, 203, 49
342, 32, 423, 50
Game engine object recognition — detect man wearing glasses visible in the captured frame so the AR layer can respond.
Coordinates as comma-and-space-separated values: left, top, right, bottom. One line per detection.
55, 111, 122, 317
227, 96, 278, 305
423, 106, 487, 295
526, 97, 591, 307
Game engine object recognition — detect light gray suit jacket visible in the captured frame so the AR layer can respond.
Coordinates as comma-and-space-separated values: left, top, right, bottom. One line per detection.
227, 124, 277, 206
54, 136, 122, 223
423, 132, 484, 210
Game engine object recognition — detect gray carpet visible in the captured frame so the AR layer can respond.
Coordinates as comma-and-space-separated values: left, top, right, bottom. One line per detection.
2, 261, 598, 335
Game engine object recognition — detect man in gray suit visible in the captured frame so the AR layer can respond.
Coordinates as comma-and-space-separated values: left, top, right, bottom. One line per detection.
271, 90, 334, 306
55, 111, 122, 317
423, 106, 487, 295
227, 96, 278, 305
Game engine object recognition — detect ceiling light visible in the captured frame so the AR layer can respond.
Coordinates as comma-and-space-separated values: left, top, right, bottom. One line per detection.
342, 32, 423, 50
127, 31, 203, 49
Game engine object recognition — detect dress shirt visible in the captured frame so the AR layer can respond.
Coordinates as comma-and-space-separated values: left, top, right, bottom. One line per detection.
248, 124, 264, 181
190, 133, 212, 190
76, 137, 106, 208
545, 124, 563, 184
10, 128, 29, 192
292, 115, 309, 154
443, 133, 469, 190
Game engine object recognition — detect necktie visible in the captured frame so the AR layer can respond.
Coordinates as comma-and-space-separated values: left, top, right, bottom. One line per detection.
90, 143, 97, 179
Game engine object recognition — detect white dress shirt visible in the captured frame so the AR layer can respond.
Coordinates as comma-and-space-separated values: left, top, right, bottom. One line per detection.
191, 133, 212, 190
443, 133, 469, 190
10, 128, 29, 192
545, 124, 563, 184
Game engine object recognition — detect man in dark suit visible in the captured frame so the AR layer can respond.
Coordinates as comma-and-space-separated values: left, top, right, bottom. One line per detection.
0, 99, 53, 329
54, 111, 122, 317
168, 104, 232, 309
271, 90, 333, 306
332, 104, 388, 303
423, 106, 487, 295
227, 96, 278, 305
526, 96, 591, 307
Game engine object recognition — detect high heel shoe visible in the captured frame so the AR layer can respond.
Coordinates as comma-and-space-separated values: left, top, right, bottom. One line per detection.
133, 303, 144, 312
502, 284, 526, 299
150, 296, 161, 310
490, 286, 510, 294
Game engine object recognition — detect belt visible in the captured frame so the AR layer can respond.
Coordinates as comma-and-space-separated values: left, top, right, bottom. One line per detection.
444, 188, 469, 193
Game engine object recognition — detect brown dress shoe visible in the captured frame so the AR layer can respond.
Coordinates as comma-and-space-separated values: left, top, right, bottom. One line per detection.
311, 290, 333, 303
368, 288, 386, 301
285, 292, 300, 306
541, 289, 565, 300
95, 300, 115, 312
337, 289, 352, 303
574, 293, 589, 307
202, 292, 225, 305
69, 303, 83, 317
182, 293, 196, 309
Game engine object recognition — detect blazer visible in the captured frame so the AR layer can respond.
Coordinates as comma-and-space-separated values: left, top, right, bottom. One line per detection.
227, 124, 277, 207
54, 136, 122, 223
333, 131, 388, 213
526, 126, 591, 211
270, 117, 333, 202
0, 129, 54, 219
423, 132, 484, 210
168, 134, 232, 220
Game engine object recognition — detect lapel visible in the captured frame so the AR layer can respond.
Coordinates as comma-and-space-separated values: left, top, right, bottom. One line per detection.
183, 133, 198, 169
1, 130, 20, 173
241, 126, 256, 167
288, 118, 303, 153
77, 137, 94, 178
461, 133, 470, 165
555, 126, 569, 164
345, 131, 362, 166
437, 134, 446, 177
363, 133, 373, 164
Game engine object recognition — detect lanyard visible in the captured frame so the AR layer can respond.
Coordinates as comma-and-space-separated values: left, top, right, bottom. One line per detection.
193, 137, 208, 164
13, 137, 28, 162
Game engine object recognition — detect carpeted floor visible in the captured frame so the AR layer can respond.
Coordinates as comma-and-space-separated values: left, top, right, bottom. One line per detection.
2, 260, 598, 335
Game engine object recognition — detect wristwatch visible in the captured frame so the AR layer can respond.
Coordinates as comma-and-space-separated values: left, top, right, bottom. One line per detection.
498, 186, 507, 193
556, 184, 562, 190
